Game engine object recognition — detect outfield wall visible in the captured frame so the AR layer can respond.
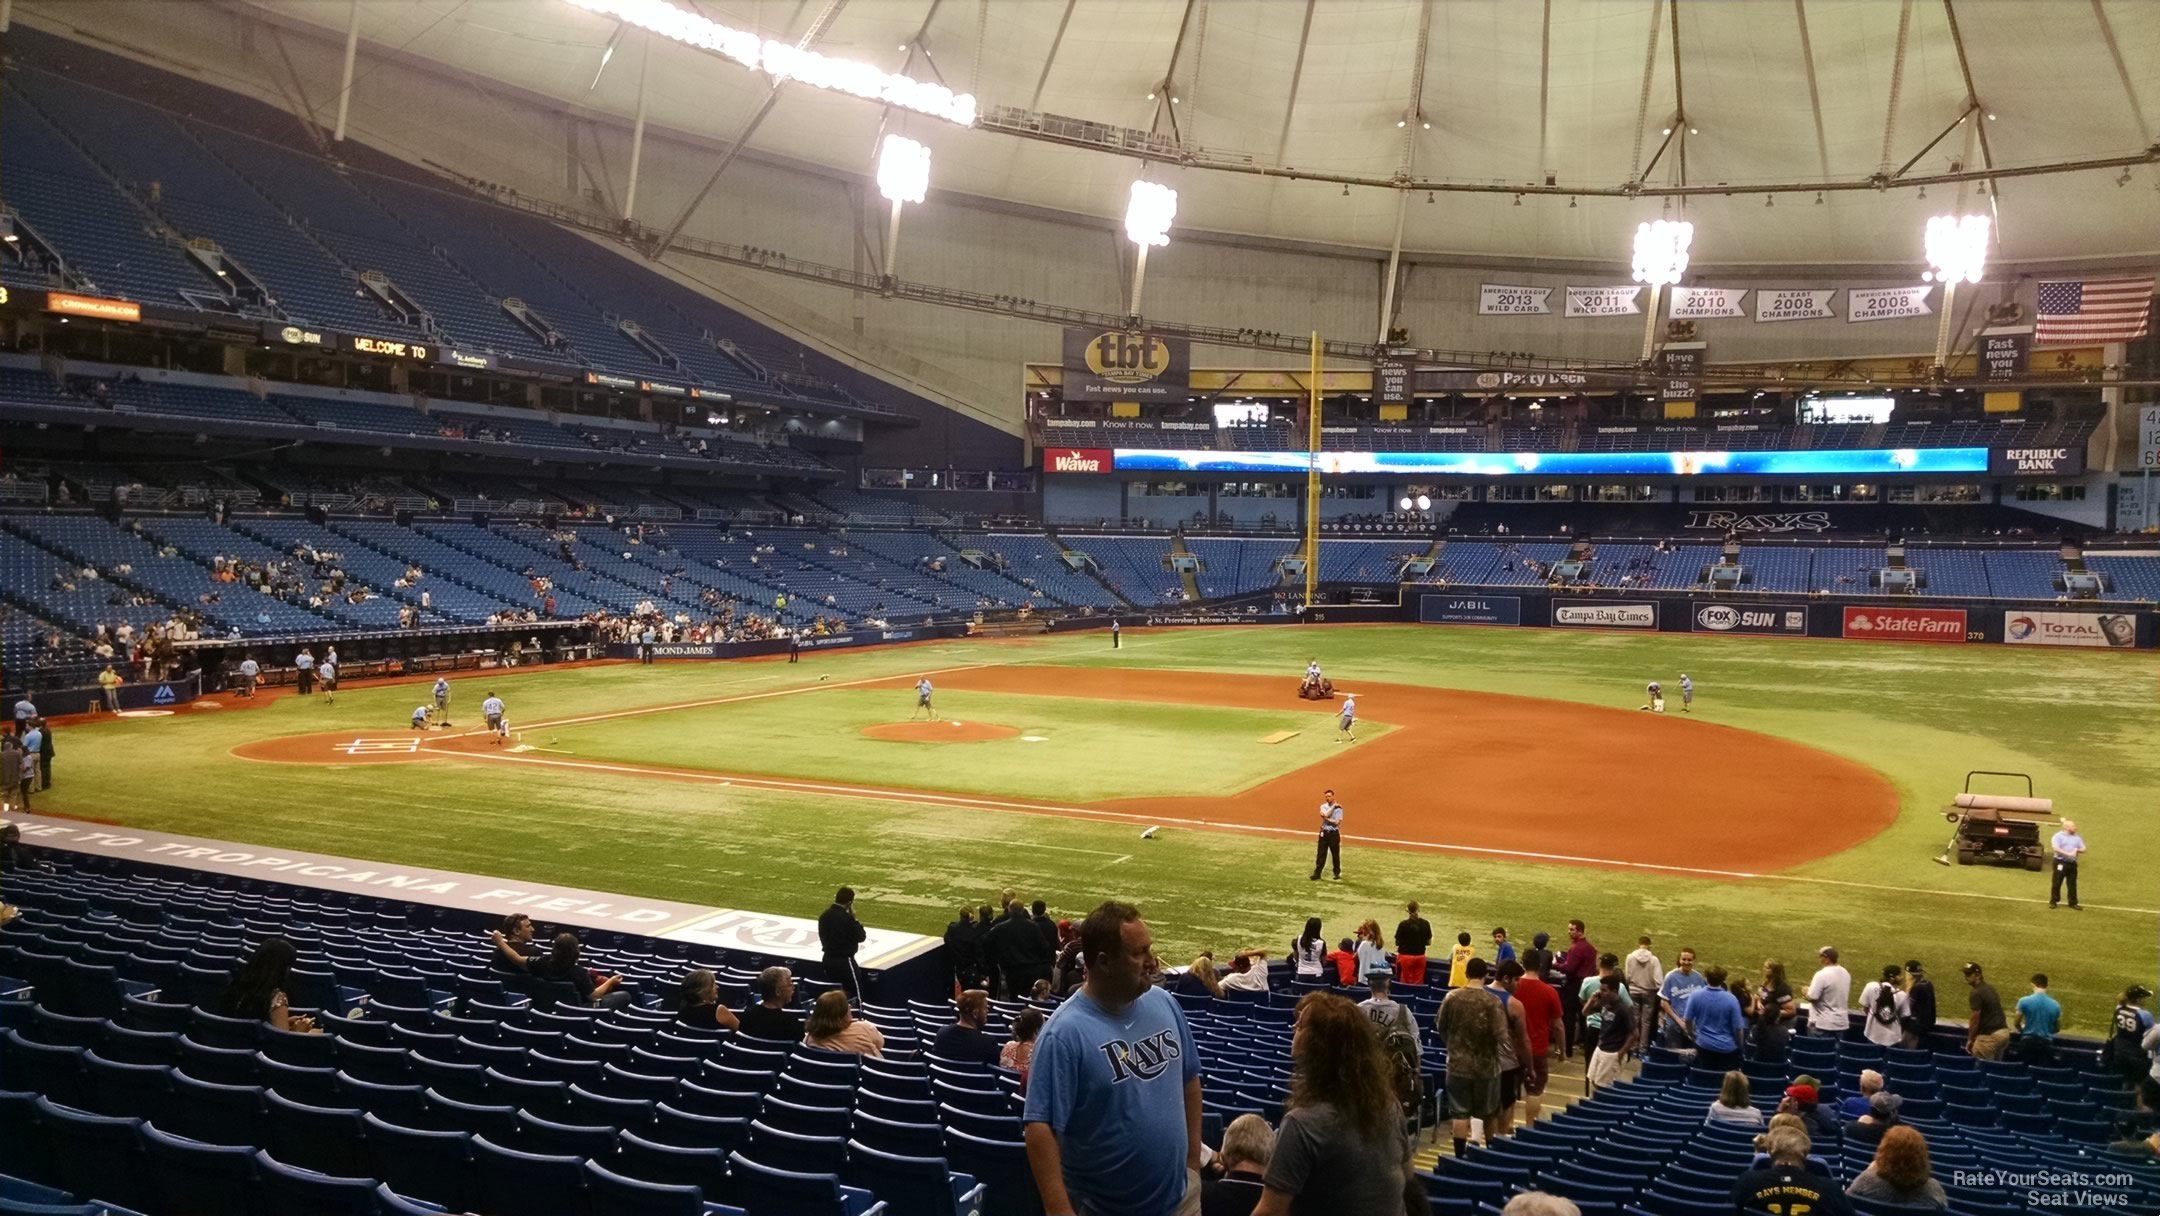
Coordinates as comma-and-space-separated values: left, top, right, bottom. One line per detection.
601, 624, 969, 660
1386, 589, 2159, 649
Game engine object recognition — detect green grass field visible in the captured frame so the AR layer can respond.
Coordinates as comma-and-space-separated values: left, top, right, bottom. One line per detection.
44, 625, 2160, 1031
548, 687, 1385, 800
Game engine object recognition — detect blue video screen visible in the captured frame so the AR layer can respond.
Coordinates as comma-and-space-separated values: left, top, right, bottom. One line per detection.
1108, 447, 1990, 477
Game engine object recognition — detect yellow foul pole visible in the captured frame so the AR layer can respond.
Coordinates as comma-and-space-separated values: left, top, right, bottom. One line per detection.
1303, 331, 1322, 607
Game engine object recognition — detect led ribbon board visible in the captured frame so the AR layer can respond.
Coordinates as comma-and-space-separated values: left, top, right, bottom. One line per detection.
1108, 448, 1992, 476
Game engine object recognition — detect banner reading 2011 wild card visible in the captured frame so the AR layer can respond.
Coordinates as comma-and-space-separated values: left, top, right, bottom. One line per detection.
1061, 328, 1190, 402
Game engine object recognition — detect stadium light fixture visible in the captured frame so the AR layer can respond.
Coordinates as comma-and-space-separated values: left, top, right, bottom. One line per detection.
1630, 219, 1694, 361
1399, 496, 1413, 511
564, 0, 977, 126
1124, 180, 1178, 318
875, 134, 930, 282
1416, 493, 1431, 511
876, 134, 930, 205
1922, 213, 1990, 368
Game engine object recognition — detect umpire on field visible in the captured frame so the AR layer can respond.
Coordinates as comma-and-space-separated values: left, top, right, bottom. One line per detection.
818, 887, 869, 1000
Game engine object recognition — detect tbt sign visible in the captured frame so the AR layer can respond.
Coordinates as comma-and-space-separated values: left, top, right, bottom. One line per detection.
2003, 611, 2135, 649
1062, 329, 1189, 402
1841, 606, 1968, 643
1553, 601, 1658, 629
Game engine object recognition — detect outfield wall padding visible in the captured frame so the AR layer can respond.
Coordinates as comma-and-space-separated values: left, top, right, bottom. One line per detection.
1395, 588, 2159, 649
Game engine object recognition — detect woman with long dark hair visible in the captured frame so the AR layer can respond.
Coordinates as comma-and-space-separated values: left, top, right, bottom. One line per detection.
668, 968, 741, 1030
1751, 959, 1796, 1062
1291, 917, 1326, 980
216, 935, 318, 1033
1251, 992, 1412, 1215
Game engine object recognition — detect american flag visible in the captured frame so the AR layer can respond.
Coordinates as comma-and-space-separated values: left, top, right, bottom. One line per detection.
2034, 277, 2154, 345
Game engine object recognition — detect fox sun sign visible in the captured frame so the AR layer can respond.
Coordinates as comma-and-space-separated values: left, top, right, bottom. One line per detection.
1062, 328, 1189, 402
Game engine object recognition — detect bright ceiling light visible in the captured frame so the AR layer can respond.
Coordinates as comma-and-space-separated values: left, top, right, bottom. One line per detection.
876, 134, 931, 204
1125, 180, 1177, 248
564, 0, 977, 126
1630, 219, 1694, 286
1922, 214, 1990, 284
1399, 496, 1413, 511
1415, 494, 1432, 511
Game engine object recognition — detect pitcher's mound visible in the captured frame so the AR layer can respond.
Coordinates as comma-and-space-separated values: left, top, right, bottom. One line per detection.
862, 721, 1020, 744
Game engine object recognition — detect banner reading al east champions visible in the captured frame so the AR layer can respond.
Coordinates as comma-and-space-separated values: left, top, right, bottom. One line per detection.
1061, 328, 1190, 402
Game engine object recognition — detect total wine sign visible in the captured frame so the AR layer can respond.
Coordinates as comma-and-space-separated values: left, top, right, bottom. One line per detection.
1840, 606, 1968, 643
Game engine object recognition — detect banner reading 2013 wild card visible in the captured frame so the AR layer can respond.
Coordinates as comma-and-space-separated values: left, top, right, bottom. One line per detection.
1062, 328, 1190, 402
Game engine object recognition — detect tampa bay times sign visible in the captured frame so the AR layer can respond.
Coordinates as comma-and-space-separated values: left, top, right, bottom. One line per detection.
1062, 328, 1190, 402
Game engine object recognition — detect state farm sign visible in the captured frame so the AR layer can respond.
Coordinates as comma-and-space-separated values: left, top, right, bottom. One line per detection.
1044, 447, 1112, 474
1841, 605, 1968, 643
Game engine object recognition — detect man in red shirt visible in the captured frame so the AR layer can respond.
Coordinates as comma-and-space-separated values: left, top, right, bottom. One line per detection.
1503, 959, 1566, 1125
1554, 918, 1599, 1057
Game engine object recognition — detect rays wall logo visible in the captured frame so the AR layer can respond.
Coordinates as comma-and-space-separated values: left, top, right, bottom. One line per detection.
1685, 510, 1833, 533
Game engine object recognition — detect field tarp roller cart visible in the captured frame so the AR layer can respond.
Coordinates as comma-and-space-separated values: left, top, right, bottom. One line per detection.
1935, 771, 2052, 869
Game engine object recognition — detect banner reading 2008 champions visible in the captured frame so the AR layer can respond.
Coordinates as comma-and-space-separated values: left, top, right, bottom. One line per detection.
1061, 328, 1190, 402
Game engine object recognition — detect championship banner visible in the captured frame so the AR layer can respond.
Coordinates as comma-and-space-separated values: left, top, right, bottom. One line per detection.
1478, 284, 1553, 315
1847, 286, 1933, 323
1061, 328, 1189, 402
1564, 286, 1641, 318
1668, 287, 1747, 319
1756, 289, 1836, 323
1978, 329, 2031, 383
2003, 610, 2136, 649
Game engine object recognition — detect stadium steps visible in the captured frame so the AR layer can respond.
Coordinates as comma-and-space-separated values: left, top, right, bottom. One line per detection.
1168, 534, 1203, 602
1043, 531, 1138, 608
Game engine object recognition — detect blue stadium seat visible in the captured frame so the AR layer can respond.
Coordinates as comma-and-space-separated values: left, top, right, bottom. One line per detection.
140, 1123, 257, 1216
472, 1135, 587, 1216
27, 1098, 151, 1212
252, 1150, 380, 1216
843, 1141, 988, 1216
361, 1113, 473, 1212
615, 1128, 734, 1195
263, 1090, 370, 1177
79, 1052, 172, 1120
940, 1128, 1041, 1216
166, 1073, 266, 1147
514, 1108, 620, 1158
5, 1033, 87, 1108
583, 1160, 716, 1216
726, 1152, 886, 1216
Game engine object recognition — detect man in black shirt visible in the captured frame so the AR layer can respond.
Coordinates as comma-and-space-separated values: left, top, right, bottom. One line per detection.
737, 966, 804, 1042
930, 989, 1003, 1066
1394, 900, 1433, 988
1031, 899, 1059, 954
1903, 959, 1937, 1047
987, 899, 1054, 997
817, 887, 868, 999
944, 907, 984, 993
1964, 962, 2010, 1059
1732, 1126, 1855, 1216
